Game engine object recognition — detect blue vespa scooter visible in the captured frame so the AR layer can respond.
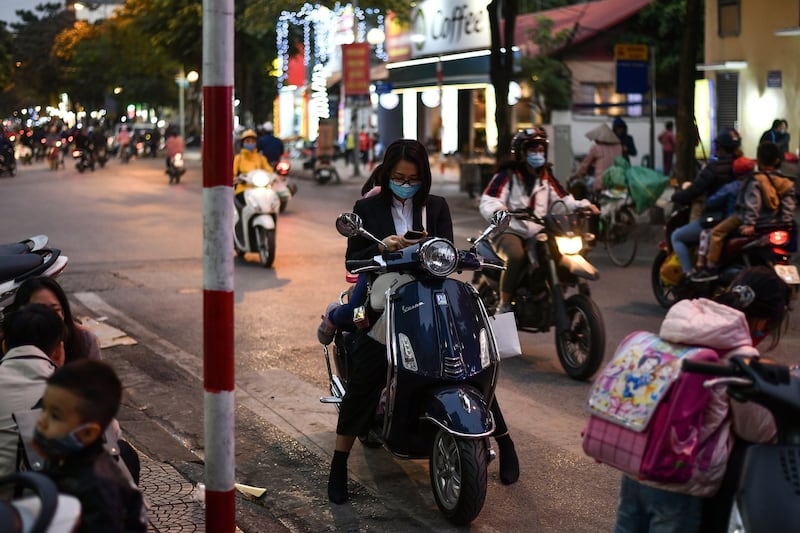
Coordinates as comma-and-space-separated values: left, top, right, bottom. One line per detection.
321, 211, 511, 525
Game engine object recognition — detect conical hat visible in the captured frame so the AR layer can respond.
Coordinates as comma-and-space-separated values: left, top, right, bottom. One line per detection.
585, 123, 620, 144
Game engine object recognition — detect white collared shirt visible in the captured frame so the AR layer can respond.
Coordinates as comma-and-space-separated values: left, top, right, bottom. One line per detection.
391, 197, 414, 235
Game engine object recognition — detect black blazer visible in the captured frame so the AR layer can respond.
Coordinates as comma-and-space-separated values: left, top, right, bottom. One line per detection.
346, 194, 454, 261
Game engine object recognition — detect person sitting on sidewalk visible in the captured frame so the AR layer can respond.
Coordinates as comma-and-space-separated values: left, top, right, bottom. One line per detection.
36, 360, 147, 532
0, 304, 66, 480
693, 142, 796, 282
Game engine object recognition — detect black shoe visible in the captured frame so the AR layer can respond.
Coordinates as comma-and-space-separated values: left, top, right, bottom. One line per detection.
691, 267, 719, 282
497, 436, 520, 485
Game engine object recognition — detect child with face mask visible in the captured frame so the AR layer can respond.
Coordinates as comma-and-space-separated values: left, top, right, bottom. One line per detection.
479, 127, 598, 314
35, 360, 147, 532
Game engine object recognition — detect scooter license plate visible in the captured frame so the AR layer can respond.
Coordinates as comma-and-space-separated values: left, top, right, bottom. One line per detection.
774, 264, 800, 285
318, 170, 330, 177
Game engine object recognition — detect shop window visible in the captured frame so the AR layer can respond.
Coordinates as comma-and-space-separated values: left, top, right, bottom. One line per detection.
718, 0, 740, 37
576, 82, 631, 116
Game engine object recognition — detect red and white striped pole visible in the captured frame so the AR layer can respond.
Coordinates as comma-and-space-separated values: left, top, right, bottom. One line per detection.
202, 0, 235, 530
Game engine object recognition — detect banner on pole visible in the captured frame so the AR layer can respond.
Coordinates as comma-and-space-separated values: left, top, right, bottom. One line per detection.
343, 43, 370, 96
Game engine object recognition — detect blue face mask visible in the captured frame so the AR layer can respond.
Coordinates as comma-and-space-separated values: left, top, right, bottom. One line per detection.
527, 153, 546, 168
243, 142, 256, 151
389, 181, 422, 199
33, 426, 88, 458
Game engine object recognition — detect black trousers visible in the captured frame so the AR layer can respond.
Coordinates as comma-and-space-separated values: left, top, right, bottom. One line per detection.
336, 330, 509, 437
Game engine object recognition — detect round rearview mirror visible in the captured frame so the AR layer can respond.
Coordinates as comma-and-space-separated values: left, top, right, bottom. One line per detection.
491, 210, 510, 232
336, 213, 363, 237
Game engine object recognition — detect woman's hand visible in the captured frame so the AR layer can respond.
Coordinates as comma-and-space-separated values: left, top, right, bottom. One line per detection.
382, 231, 428, 251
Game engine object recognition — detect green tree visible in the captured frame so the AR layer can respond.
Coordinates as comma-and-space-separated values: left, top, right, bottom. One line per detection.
519, 16, 573, 124
0, 22, 14, 98
7, 3, 74, 108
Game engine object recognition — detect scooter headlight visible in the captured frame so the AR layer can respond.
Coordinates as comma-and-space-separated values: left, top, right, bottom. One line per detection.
398, 333, 418, 371
479, 328, 491, 368
555, 235, 583, 255
249, 169, 272, 188
419, 239, 458, 277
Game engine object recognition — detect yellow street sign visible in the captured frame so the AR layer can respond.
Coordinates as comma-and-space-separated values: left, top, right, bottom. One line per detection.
615, 44, 649, 61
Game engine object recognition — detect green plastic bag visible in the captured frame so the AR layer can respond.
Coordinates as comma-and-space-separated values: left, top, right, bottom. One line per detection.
626, 165, 669, 214
601, 156, 629, 190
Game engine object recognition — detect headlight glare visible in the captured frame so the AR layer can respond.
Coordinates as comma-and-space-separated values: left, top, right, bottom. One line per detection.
555, 235, 583, 255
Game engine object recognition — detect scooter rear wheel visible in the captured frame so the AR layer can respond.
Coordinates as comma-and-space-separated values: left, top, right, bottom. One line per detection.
555, 294, 605, 380
430, 430, 487, 525
651, 249, 680, 308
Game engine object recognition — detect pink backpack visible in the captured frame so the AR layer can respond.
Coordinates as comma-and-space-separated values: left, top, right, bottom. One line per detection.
582, 331, 721, 484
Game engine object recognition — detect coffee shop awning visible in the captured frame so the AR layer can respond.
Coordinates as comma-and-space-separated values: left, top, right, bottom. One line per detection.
387, 52, 491, 89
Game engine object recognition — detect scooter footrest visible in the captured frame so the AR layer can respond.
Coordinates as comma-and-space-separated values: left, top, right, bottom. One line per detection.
320, 396, 342, 404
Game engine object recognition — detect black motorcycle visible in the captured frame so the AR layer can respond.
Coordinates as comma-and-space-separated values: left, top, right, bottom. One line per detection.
322, 211, 509, 525
682, 356, 800, 532
651, 205, 800, 308
472, 203, 606, 380
72, 148, 94, 173
166, 153, 186, 184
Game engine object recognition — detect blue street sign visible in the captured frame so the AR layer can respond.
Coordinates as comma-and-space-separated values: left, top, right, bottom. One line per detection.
616, 60, 649, 94
373, 81, 393, 95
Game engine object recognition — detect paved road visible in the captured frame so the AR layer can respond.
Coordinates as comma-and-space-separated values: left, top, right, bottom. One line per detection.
2, 154, 798, 531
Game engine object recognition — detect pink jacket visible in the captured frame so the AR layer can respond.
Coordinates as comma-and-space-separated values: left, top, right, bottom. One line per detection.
639, 298, 774, 496
575, 143, 623, 191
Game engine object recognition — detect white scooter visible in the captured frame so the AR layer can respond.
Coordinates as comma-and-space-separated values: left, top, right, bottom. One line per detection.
233, 169, 280, 268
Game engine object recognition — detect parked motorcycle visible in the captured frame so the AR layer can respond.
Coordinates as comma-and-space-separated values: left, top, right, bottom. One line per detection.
0, 472, 81, 533
0, 238, 68, 320
166, 153, 186, 184
321, 211, 510, 525
72, 148, 94, 173
233, 169, 280, 267
682, 356, 800, 532
472, 202, 606, 380
651, 205, 800, 308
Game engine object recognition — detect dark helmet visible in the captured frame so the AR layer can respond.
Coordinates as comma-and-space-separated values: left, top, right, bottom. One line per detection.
511, 127, 548, 162
715, 127, 741, 151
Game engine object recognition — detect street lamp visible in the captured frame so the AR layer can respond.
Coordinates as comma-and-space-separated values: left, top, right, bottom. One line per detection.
175, 68, 199, 139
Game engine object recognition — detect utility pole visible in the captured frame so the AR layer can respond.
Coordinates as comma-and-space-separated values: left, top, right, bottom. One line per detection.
202, 0, 235, 530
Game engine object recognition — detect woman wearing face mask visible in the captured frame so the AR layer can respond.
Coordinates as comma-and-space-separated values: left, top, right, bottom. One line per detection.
327, 139, 521, 505
233, 129, 273, 196
479, 127, 598, 315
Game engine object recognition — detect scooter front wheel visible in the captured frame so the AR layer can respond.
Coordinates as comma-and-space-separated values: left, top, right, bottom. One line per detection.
555, 294, 605, 380
430, 430, 487, 525
255, 226, 275, 268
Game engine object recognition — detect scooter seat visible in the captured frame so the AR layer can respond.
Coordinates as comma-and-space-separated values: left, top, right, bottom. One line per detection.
0, 243, 30, 255
0, 253, 43, 282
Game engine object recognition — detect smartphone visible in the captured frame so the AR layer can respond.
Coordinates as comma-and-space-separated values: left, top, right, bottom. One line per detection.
404, 230, 425, 240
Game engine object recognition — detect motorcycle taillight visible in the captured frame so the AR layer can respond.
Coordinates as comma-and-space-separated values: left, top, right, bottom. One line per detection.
769, 230, 790, 246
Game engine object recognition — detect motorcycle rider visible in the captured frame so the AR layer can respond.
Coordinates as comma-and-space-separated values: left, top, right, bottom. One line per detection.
164, 127, 186, 171
479, 127, 598, 315
256, 122, 284, 169
326, 139, 520, 505
670, 128, 742, 279
116, 126, 132, 159
233, 129, 273, 241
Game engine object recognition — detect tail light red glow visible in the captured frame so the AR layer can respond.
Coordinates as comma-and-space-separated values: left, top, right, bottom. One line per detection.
769, 230, 790, 246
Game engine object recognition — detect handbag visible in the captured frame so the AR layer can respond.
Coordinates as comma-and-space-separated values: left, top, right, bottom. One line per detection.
490, 312, 521, 359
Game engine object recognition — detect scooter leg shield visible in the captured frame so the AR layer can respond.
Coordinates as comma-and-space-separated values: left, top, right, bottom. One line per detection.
737, 444, 800, 532
420, 387, 494, 437
252, 214, 276, 230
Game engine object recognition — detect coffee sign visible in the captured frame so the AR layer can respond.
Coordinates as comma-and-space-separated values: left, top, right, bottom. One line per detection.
409, 0, 491, 58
